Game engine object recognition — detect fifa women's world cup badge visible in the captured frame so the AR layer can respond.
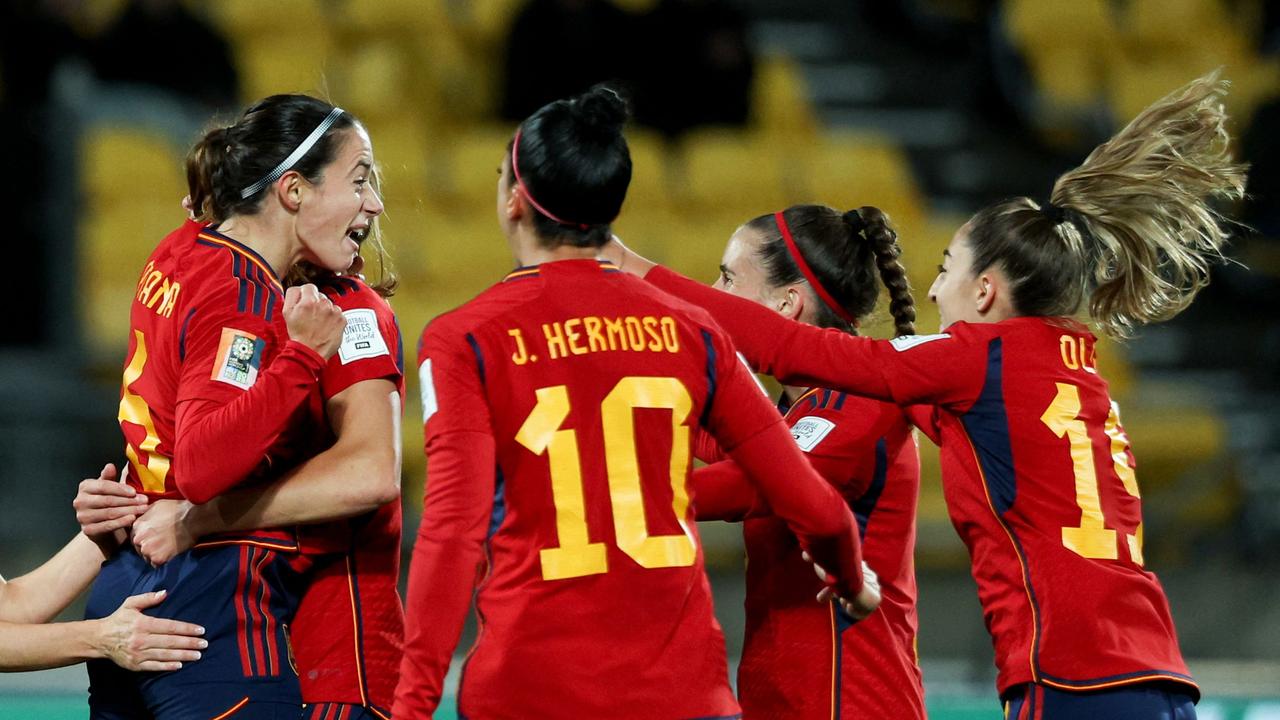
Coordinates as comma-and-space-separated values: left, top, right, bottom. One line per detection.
212, 327, 266, 390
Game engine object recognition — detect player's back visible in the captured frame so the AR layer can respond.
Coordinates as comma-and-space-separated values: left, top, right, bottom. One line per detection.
434, 259, 738, 719
929, 317, 1193, 694
120, 220, 285, 501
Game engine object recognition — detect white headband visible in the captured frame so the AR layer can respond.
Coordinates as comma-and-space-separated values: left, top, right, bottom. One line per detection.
239, 106, 346, 199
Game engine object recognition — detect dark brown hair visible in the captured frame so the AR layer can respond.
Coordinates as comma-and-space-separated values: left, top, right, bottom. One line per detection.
746, 204, 916, 337
185, 94, 358, 223
964, 71, 1247, 338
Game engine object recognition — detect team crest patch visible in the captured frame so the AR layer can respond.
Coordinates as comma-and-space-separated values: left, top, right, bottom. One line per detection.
211, 327, 265, 390
338, 308, 390, 365
791, 416, 836, 452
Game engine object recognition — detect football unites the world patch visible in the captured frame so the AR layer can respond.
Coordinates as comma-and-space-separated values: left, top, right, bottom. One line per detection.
338, 308, 390, 365
889, 333, 951, 352
419, 359, 437, 423
211, 327, 265, 390
790, 416, 837, 452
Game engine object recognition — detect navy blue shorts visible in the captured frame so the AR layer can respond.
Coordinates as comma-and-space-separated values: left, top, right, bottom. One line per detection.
1004, 682, 1197, 720
86, 543, 310, 720
302, 702, 391, 720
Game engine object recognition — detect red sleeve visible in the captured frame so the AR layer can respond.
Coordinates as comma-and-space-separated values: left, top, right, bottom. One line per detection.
689, 461, 764, 521
692, 427, 726, 464
692, 399, 890, 521
172, 299, 326, 504
904, 404, 941, 445
394, 322, 495, 720
649, 266, 988, 410
700, 326, 865, 597
321, 288, 403, 400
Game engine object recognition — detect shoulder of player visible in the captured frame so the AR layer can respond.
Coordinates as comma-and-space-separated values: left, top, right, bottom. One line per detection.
318, 275, 394, 314
787, 390, 906, 437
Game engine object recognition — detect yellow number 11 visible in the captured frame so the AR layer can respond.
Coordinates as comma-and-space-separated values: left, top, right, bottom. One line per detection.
1041, 382, 1143, 565
516, 377, 698, 581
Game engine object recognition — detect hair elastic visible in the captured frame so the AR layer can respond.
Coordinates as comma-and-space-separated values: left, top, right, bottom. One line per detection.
239, 106, 346, 199
511, 127, 592, 230
775, 211, 857, 325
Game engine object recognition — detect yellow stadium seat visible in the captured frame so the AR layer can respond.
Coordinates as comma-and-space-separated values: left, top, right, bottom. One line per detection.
80, 201, 189, 353
679, 129, 789, 215
1003, 0, 1121, 109
234, 34, 335, 102
437, 124, 519, 210
81, 128, 185, 204
210, 0, 328, 36
800, 132, 927, 242
752, 55, 819, 138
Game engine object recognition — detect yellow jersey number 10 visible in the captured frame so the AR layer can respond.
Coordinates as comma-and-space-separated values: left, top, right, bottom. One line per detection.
516, 377, 698, 581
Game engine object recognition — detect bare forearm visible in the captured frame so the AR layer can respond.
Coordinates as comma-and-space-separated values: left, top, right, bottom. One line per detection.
193, 446, 397, 536
0, 535, 108, 625
0, 619, 102, 671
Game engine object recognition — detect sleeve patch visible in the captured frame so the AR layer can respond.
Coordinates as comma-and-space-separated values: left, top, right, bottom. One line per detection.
338, 308, 390, 364
419, 359, 437, 423
889, 333, 951, 352
211, 328, 265, 390
790, 416, 836, 452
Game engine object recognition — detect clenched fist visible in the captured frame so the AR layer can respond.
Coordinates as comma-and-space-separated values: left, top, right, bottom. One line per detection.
283, 283, 346, 359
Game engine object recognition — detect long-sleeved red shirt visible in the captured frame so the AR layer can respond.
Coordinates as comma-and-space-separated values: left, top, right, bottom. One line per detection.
119, 221, 323, 534
394, 260, 865, 719
647, 265, 1196, 698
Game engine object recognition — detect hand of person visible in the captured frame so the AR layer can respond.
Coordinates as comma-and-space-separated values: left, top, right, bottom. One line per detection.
74, 464, 147, 554
603, 234, 657, 277
805, 552, 882, 621
283, 283, 346, 359
132, 499, 196, 567
94, 590, 206, 672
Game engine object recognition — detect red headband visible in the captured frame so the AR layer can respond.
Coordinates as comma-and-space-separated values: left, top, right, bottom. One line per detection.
511, 128, 591, 231
775, 211, 857, 325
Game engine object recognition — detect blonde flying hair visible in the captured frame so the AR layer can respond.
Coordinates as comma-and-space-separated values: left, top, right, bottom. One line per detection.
965, 70, 1247, 339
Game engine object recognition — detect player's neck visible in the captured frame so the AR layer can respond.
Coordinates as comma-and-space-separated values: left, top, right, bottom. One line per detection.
213, 215, 292, 279
514, 236, 602, 267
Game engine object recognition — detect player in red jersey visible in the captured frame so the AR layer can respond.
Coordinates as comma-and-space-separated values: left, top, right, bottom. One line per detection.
392, 87, 878, 720
85, 94, 385, 720
81, 221, 406, 718
608, 73, 1245, 719
688, 204, 926, 719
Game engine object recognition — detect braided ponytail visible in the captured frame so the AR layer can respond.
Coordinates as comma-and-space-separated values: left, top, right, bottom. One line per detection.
848, 207, 916, 337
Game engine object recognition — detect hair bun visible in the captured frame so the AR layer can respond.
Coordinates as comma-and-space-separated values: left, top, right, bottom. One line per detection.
842, 208, 867, 235
572, 85, 631, 135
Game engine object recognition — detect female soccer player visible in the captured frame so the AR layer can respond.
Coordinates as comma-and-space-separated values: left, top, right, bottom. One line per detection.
393, 87, 878, 720
79, 215, 406, 719
0, 465, 205, 673
689, 204, 926, 719
85, 94, 383, 719
608, 73, 1243, 718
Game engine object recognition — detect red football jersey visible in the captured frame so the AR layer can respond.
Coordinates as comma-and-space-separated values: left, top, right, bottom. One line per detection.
119, 221, 326, 546
290, 277, 406, 715
693, 388, 925, 719
394, 259, 865, 720
649, 266, 1196, 698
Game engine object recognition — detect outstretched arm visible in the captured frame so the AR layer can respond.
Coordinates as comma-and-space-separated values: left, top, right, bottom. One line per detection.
0, 591, 205, 673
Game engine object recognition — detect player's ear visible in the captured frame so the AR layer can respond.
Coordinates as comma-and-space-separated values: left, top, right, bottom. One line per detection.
974, 270, 997, 314
276, 171, 304, 212
778, 285, 805, 320
507, 186, 527, 223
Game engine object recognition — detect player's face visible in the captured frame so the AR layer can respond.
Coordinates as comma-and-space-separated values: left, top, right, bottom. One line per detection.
929, 226, 985, 330
295, 125, 384, 272
714, 226, 786, 310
